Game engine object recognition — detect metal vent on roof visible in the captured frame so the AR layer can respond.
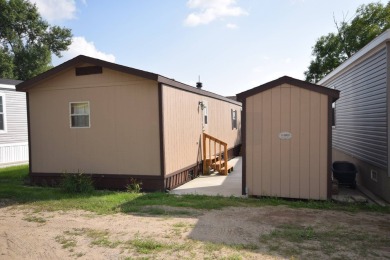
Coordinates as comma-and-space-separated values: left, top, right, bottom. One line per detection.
196, 75, 202, 89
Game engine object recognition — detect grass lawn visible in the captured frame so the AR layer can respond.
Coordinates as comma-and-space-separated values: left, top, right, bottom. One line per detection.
2, 165, 390, 260
0, 164, 389, 215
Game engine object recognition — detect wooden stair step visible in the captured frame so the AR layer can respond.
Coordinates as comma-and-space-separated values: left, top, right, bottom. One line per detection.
205, 155, 220, 163
220, 164, 234, 175
211, 160, 226, 170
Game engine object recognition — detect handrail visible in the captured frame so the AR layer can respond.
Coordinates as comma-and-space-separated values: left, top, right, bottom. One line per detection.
203, 133, 228, 175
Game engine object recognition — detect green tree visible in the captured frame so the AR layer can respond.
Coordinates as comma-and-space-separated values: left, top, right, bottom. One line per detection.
305, 2, 390, 83
0, 0, 72, 80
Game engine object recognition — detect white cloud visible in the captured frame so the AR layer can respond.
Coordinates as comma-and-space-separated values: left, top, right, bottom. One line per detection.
61, 36, 115, 62
285, 58, 292, 64
226, 23, 238, 29
29, 0, 81, 22
184, 0, 248, 26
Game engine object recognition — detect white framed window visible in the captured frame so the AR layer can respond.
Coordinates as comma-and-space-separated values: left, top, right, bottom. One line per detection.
70, 101, 90, 128
0, 94, 6, 133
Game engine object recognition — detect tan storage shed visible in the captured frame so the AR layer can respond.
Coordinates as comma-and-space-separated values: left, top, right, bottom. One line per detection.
237, 76, 339, 200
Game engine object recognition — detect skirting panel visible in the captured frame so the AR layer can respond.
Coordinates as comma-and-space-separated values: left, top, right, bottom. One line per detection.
164, 164, 202, 190
29, 172, 164, 192
164, 144, 241, 190
0, 142, 29, 164
28, 144, 242, 192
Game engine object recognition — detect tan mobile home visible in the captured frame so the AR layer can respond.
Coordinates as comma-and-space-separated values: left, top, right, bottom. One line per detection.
237, 76, 339, 200
16, 55, 241, 191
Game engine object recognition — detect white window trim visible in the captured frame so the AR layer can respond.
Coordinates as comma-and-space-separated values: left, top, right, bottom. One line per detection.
332, 85, 336, 129
0, 93, 7, 133
69, 101, 91, 128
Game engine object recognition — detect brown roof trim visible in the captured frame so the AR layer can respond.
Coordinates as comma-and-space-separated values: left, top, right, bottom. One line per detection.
16, 55, 242, 106
158, 76, 241, 106
226, 96, 237, 101
16, 55, 158, 91
236, 76, 340, 102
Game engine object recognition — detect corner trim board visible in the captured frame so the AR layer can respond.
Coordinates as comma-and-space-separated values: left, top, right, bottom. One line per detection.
26, 92, 32, 175
241, 99, 247, 195
387, 42, 390, 177
327, 97, 332, 199
158, 83, 166, 177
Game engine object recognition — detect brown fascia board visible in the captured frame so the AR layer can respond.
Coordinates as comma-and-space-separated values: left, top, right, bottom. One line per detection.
15, 55, 242, 106
236, 76, 340, 103
158, 76, 241, 106
16, 55, 159, 92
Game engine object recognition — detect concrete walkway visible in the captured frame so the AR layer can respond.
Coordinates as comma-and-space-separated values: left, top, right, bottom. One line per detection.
170, 156, 385, 206
171, 156, 243, 197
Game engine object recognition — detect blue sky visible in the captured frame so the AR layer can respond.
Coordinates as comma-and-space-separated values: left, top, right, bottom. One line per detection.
31, 0, 386, 96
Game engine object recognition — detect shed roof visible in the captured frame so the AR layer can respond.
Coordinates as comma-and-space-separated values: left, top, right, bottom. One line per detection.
16, 55, 241, 106
236, 76, 339, 102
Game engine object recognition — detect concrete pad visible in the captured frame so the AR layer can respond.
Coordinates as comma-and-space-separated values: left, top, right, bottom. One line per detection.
0, 161, 28, 168
332, 186, 371, 204
171, 157, 243, 197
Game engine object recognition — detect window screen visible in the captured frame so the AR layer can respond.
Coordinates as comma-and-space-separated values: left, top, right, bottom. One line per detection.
70, 102, 90, 128
231, 109, 237, 129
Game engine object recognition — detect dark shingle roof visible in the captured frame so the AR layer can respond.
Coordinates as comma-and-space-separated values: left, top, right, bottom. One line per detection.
16, 55, 241, 106
237, 76, 339, 103
0, 78, 23, 85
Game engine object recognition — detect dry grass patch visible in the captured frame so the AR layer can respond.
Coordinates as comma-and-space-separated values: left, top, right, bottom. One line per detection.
23, 215, 46, 223
259, 224, 390, 259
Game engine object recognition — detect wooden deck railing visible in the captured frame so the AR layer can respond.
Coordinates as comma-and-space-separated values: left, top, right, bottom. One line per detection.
203, 133, 228, 175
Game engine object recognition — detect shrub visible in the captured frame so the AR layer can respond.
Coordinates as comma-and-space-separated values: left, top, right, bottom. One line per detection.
126, 178, 142, 193
60, 171, 94, 193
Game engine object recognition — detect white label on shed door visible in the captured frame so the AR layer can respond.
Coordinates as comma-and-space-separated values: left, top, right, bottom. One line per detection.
279, 132, 292, 140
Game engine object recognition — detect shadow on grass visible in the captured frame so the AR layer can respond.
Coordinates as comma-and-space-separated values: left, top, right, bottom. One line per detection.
0, 165, 136, 213
1, 164, 389, 215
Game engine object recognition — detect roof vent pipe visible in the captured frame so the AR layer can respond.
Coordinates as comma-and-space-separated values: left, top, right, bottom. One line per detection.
196, 75, 202, 89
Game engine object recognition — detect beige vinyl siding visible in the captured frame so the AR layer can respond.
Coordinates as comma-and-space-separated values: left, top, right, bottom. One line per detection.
245, 84, 328, 200
29, 66, 160, 175
162, 85, 241, 175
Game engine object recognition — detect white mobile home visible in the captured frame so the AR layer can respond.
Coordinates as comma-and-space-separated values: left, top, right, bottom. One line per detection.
0, 78, 28, 167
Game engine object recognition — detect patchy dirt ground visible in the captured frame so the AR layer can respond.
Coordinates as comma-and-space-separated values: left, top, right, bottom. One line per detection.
0, 205, 389, 260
